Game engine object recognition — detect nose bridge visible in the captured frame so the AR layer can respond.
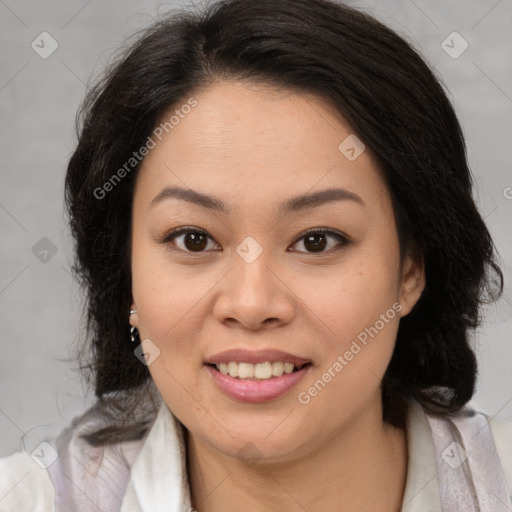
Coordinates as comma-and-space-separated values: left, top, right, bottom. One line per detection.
214, 234, 295, 329
232, 235, 278, 301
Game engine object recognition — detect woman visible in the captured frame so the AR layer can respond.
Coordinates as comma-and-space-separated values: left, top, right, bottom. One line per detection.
1, 0, 510, 510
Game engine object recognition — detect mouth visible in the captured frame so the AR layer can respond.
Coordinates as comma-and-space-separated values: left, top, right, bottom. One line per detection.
204, 349, 313, 403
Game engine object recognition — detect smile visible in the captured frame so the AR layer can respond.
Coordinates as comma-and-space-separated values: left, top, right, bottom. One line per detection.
204, 348, 313, 403
210, 361, 310, 380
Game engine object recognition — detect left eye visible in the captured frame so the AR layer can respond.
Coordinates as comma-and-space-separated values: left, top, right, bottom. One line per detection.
289, 229, 349, 254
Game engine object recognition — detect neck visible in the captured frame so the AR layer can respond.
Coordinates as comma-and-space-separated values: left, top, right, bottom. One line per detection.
186, 396, 408, 512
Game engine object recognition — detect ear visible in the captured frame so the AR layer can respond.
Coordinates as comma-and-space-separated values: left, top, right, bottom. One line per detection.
398, 250, 425, 317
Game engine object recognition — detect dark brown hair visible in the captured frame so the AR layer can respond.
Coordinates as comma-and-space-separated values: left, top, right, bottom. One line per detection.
64, 0, 503, 446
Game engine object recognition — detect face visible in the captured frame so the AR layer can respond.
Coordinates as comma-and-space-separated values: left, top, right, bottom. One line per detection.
129, 80, 424, 463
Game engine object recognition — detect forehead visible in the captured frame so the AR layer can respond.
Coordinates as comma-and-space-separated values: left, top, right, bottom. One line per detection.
134, 80, 389, 215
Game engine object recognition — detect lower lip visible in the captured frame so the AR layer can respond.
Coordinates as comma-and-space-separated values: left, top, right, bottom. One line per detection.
205, 364, 312, 403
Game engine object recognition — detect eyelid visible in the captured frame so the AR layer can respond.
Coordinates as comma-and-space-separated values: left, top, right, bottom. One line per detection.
161, 226, 210, 241
160, 226, 220, 250
288, 227, 349, 252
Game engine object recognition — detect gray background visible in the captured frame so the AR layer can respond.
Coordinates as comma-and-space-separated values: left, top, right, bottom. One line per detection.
0, 0, 511, 458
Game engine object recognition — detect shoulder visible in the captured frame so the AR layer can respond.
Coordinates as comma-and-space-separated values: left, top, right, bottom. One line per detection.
0, 399, 156, 512
0, 450, 55, 512
459, 404, 512, 487
488, 412, 512, 490
421, 399, 512, 505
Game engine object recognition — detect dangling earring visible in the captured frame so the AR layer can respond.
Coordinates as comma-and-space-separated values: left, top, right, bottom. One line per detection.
130, 326, 140, 344
130, 307, 139, 343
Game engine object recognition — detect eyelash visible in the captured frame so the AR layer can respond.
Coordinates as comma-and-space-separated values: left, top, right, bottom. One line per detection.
159, 226, 350, 255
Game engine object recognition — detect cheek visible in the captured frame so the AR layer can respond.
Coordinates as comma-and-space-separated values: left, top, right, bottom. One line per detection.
297, 245, 401, 383
131, 243, 204, 352
130, 248, 209, 412
303, 255, 399, 332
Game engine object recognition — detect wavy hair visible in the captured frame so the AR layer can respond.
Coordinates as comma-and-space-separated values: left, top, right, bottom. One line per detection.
63, 0, 504, 446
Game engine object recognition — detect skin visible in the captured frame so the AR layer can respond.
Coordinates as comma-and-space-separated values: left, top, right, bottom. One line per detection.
129, 80, 425, 512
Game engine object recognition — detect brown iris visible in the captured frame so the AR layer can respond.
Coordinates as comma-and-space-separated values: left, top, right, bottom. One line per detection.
303, 233, 328, 252
184, 232, 208, 251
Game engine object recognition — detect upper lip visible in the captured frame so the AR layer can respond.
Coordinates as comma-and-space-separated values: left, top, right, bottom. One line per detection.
205, 349, 311, 367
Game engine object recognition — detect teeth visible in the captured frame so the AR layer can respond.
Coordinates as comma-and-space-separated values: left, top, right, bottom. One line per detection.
254, 362, 272, 379
238, 362, 254, 379
272, 361, 284, 377
283, 363, 295, 374
227, 361, 239, 377
214, 361, 303, 380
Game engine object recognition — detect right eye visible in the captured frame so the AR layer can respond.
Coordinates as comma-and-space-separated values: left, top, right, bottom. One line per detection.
161, 227, 220, 253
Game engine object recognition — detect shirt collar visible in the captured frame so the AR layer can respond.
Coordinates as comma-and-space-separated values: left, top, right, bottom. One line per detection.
121, 402, 193, 511
401, 399, 442, 511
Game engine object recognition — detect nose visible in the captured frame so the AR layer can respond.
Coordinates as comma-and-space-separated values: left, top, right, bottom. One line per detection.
212, 245, 296, 331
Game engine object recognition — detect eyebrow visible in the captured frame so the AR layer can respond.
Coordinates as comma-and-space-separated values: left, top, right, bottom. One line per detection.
150, 185, 364, 214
